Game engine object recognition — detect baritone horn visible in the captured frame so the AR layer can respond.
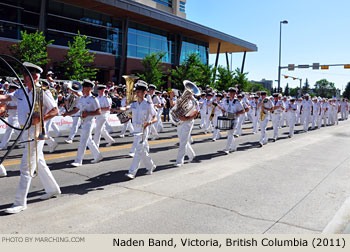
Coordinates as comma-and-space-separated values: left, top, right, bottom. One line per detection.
123, 75, 139, 104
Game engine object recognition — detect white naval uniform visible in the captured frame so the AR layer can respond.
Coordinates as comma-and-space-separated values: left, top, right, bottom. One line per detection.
340, 101, 348, 120
45, 118, 58, 152
212, 100, 224, 140
327, 102, 335, 125
155, 96, 165, 132
74, 94, 101, 164
10, 87, 60, 207
120, 97, 134, 136
271, 99, 283, 139
311, 101, 321, 129
127, 99, 156, 177
66, 96, 81, 141
199, 97, 206, 128
105, 95, 113, 133
286, 103, 297, 137
301, 99, 313, 131
235, 100, 247, 136
320, 102, 328, 128
203, 98, 214, 132
176, 100, 199, 165
250, 100, 258, 133
280, 100, 289, 127
94, 95, 114, 147
147, 94, 159, 138
0, 92, 20, 149
296, 101, 303, 125
223, 98, 244, 152
259, 99, 273, 145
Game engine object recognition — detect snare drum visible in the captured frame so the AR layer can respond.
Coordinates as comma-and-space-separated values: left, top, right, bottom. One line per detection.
216, 116, 234, 130
117, 112, 131, 124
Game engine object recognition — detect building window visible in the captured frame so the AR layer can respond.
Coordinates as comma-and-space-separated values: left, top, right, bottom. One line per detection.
152, 0, 172, 8
180, 38, 208, 65
179, 1, 186, 13
46, 1, 122, 55
127, 23, 175, 64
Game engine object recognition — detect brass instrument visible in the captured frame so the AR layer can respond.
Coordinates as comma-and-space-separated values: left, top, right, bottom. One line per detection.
260, 98, 271, 121
170, 80, 201, 126
64, 81, 82, 113
123, 75, 139, 104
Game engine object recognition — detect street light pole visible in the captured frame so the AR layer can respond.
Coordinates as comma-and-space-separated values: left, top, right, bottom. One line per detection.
278, 20, 288, 93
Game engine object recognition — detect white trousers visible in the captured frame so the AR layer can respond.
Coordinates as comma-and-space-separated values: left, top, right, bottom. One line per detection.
156, 109, 164, 132
67, 116, 81, 141
235, 114, 245, 136
272, 113, 281, 139
74, 117, 101, 164
94, 114, 114, 147
226, 120, 238, 151
0, 115, 20, 148
14, 127, 60, 207
128, 128, 154, 176
252, 113, 258, 133
121, 120, 134, 135
203, 112, 213, 132
312, 113, 320, 129
199, 110, 205, 128
280, 111, 289, 127
45, 118, 57, 150
176, 120, 195, 164
302, 111, 311, 131
259, 117, 269, 144
212, 115, 222, 140
287, 112, 296, 136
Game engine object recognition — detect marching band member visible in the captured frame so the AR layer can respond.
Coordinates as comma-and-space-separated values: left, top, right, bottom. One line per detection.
41, 81, 58, 153
104, 88, 114, 134
71, 80, 103, 167
327, 99, 334, 125
271, 93, 284, 142
0, 82, 20, 150
198, 93, 206, 129
94, 84, 115, 147
296, 97, 303, 125
340, 98, 348, 120
63, 82, 82, 144
320, 98, 328, 127
0, 62, 61, 214
280, 96, 289, 127
286, 98, 297, 138
119, 95, 134, 138
258, 91, 274, 147
311, 97, 321, 129
235, 94, 247, 137
212, 93, 224, 141
251, 95, 259, 134
223, 87, 245, 154
300, 94, 313, 132
147, 84, 160, 140
155, 90, 164, 132
203, 92, 214, 134
121, 81, 157, 179
175, 90, 199, 167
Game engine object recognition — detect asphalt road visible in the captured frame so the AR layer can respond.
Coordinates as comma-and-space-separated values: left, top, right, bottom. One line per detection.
0, 118, 350, 234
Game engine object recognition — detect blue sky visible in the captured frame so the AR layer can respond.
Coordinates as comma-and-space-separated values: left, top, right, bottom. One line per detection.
186, 0, 350, 91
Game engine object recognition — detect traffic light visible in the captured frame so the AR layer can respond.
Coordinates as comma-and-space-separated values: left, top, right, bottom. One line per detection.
321, 65, 329, 70
284, 75, 288, 78
344, 65, 350, 69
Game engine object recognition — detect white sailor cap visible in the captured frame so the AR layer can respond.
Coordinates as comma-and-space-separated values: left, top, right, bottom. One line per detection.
47, 71, 54, 75
135, 80, 148, 90
82, 79, 95, 87
23, 62, 43, 74
149, 84, 156, 89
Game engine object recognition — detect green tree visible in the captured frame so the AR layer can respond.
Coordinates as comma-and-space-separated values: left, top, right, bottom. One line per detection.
215, 66, 235, 91
343, 82, 350, 99
233, 68, 249, 92
10, 30, 53, 68
244, 82, 270, 94
314, 79, 337, 98
302, 78, 310, 94
289, 87, 300, 97
138, 52, 166, 89
59, 31, 97, 81
170, 53, 203, 89
197, 64, 215, 89
284, 83, 289, 96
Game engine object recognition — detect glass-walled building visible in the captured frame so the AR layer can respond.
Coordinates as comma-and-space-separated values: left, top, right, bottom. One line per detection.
0, 0, 256, 85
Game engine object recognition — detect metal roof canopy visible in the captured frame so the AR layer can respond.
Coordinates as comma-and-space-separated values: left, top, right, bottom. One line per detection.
58, 0, 258, 54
